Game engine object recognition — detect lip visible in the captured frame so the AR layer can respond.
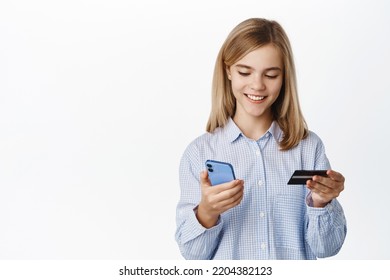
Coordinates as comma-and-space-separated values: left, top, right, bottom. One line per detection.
244, 93, 267, 103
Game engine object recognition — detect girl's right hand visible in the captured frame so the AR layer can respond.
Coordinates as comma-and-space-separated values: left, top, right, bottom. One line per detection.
196, 170, 244, 228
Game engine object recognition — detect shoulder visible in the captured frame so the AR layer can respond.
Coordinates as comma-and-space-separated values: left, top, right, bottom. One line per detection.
179, 130, 221, 173
183, 127, 224, 154
181, 126, 229, 166
300, 130, 330, 169
182, 132, 210, 157
299, 130, 328, 157
303, 130, 324, 145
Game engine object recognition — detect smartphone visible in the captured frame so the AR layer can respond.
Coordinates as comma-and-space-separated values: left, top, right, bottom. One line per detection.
287, 170, 328, 185
205, 160, 236, 186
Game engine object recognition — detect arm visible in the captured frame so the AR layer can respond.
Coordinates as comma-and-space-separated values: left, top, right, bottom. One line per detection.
304, 140, 347, 258
305, 186, 347, 258
175, 147, 244, 259
197, 171, 244, 228
175, 150, 217, 260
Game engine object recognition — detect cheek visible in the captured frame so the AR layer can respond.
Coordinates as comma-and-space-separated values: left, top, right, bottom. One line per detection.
230, 77, 246, 93
269, 80, 283, 95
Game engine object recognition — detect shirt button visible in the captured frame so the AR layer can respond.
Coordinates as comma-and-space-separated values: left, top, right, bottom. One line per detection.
258, 180, 263, 186
261, 243, 266, 249
255, 150, 260, 156
260, 212, 265, 218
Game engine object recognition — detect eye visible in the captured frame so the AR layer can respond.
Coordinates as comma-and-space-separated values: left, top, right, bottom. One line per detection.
238, 71, 250, 77
265, 75, 278, 79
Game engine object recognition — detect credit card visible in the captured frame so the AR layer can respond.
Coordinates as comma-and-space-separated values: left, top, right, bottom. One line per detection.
287, 170, 328, 185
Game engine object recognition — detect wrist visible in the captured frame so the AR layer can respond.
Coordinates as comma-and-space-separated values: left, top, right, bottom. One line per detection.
312, 200, 328, 208
307, 192, 329, 208
196, 204, 219, 228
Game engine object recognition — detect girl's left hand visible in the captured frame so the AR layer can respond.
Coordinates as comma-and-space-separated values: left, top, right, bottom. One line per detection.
306, 170, 345, 208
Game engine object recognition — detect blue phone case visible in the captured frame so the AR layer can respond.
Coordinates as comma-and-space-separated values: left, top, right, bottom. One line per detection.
205, 160, 236, 185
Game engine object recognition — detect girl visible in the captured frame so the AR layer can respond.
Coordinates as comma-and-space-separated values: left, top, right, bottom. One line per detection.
175, 18, 346, 260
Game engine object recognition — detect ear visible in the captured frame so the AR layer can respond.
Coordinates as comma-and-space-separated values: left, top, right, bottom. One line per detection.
225, 66, 232, 80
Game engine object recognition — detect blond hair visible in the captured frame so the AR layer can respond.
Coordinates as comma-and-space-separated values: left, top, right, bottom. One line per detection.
206, 18, 308, 150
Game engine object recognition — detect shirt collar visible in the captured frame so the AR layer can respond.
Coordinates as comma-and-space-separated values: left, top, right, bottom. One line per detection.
224, 118, 243, 143
224, 117, 283, 143
268, 120, 283, 142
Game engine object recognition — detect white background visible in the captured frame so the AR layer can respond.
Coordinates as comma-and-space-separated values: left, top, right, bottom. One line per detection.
0, 0, 389, 259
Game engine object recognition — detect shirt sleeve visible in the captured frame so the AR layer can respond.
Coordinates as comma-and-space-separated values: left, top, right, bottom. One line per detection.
304, 135, 347, 258
305, 197, 347, 258
175, 143, 224, 260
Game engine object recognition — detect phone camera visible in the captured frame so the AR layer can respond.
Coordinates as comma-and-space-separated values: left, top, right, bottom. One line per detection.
208, 168, 214, 172
206, 163, 212, 168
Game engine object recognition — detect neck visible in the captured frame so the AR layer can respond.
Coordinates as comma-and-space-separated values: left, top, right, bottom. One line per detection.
233, 112, 273, 140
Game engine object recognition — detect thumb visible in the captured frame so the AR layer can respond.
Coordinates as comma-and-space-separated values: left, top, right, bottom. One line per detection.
200, 170, 212, 187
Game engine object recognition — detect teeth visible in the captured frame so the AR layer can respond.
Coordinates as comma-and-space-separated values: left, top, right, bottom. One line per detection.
246, 94, 265, 101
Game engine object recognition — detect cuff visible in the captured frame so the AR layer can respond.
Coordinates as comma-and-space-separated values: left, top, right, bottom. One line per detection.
179, 206, 224, 244
306, 194, 342, 216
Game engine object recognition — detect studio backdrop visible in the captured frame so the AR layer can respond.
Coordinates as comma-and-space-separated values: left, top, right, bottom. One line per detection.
0, 0, 389, 259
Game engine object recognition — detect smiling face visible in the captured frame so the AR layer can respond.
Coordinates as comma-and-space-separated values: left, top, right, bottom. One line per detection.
226, 44, 284, 126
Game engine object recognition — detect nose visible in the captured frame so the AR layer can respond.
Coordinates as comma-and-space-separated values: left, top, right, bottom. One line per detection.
250, 74, 266, 91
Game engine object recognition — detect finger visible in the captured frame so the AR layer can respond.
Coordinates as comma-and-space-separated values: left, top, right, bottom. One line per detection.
311, 175, 331, 186
216, 182, 244, 201
326, 169, 345, 182
200, 170, 212, 187
312, 172, 345, 193
218, 186, 244, 210
201, 183, 243, 213
200, 170, 243, 190
307, 179, 332, 194
308, 179, 343, 198
312, 174, 339, 190
211, 179, 244, 195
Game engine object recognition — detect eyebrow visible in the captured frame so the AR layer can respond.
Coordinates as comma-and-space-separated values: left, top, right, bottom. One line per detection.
235, 64, 282, 71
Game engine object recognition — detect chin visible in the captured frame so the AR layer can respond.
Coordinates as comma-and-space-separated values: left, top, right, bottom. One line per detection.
245, 108, 271, 119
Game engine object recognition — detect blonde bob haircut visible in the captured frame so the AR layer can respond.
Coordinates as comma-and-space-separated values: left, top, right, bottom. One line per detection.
206, 18, 308, 150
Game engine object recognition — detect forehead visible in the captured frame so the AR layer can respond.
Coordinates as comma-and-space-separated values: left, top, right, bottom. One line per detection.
234, 44, 283, 70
